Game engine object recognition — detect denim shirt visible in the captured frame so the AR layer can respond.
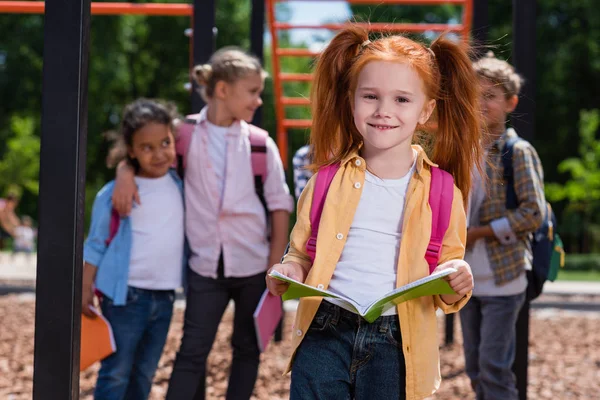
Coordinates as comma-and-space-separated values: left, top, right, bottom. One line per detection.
83, 170, 187, 306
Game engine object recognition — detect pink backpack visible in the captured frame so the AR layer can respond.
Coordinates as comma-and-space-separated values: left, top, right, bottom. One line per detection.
105, 115, 270, 245
306, 164, 454, 274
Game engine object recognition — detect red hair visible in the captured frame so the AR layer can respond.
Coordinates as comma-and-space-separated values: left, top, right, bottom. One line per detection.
309, 25, 483, 198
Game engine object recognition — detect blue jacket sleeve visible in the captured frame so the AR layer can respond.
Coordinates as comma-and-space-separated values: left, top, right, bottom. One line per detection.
83, 183, 114, 268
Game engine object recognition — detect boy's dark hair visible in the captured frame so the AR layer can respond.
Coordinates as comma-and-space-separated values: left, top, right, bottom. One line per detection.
106, 98, 179, 169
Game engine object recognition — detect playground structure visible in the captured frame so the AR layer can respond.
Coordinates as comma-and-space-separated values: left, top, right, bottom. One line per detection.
0, 0, 536, 399
266, 0, 474, 162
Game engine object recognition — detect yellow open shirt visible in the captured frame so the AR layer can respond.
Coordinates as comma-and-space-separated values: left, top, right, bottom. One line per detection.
282, 145, 472, 400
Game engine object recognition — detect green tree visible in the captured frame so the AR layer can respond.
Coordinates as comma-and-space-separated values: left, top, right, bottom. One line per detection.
0, 115, 40, 198
546, 110, 600, 252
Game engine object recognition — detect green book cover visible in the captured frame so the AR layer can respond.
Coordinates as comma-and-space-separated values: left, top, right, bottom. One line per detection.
269, 268, 457, 323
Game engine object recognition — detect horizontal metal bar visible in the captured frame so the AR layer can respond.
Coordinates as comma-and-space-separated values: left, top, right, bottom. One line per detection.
274, 22, 463, 33
280, 72, 314, 81
276, 48, 320, 57
282, 97, 310, 106
0, 1, 193, 15
283, 119, 312, 128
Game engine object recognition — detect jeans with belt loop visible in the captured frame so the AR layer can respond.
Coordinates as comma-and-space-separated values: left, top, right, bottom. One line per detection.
291, 301, 407, 400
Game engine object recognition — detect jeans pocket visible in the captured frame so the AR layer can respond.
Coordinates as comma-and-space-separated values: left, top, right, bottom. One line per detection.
126, 287, 139, 304
385, 320, 403, 349
308, 308, 332, 332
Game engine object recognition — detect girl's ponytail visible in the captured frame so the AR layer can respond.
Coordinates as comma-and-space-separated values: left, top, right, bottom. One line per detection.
430, 37, 482, 199
310, 26, 369, 168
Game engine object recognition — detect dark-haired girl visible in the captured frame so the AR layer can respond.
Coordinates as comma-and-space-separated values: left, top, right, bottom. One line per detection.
82, 98, 186, 400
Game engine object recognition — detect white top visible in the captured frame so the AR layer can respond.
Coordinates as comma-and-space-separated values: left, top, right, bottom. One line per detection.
206, 121, 230, 205
128, 174, 185, 290
327, 152, 417, 316
14, 226, 35, 251
465, 161, 527, 296
183, 108, 294, 279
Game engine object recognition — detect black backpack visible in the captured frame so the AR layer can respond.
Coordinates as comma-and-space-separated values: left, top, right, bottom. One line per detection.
502, 137, 564, 300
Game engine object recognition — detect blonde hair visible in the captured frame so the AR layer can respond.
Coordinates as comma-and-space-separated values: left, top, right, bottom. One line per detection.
193, 47, 268, 102
473, 51, 522, 98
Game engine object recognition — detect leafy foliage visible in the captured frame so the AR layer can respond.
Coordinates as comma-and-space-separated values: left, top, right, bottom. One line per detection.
0, 0, 599, 251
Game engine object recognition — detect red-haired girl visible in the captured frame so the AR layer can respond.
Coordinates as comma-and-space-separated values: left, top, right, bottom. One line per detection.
267, 26, 482, 400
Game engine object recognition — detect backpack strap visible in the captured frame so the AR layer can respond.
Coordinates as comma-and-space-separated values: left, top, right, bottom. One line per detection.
105, 208, 120, 246
248, 125, 269, 217
306, 164, 340, 264
426, 166, 455, 274
175, 113, 200, 178
502, 136, 521, 210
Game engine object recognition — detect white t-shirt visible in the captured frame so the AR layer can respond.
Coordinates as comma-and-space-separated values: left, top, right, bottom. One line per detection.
206, 121, 230, 205
327, 152, 417, 316
128, 174, 185, 290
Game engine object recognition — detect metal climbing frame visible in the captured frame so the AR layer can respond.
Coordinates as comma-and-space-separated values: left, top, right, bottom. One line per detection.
266, 0, 473, 163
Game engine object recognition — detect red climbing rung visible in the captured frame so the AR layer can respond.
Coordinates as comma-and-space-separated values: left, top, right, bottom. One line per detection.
274, 22, 462, 33
0, 1, 193, 15
280, 73, 314, 82
281, 97, 311, 106
276, 48, 320, 57
283, 119, 312, 129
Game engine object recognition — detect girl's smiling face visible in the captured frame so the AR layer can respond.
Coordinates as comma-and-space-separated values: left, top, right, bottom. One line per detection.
219, 72, 265, 123
353, 61, 436, 154
128, 122, 176, 178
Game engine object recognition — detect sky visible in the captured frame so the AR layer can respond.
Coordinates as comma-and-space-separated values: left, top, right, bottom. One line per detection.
280, 1, 352, 47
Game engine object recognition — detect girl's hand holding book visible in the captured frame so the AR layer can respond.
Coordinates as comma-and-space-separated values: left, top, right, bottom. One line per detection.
82, 285, 97, 318
266, 262, 307, 296
434, 260, 474, 304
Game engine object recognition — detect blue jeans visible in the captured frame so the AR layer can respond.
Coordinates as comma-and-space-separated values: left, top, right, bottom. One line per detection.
94, 286, 175, 400
291, 301, 406, 400
460, 293, 526, 400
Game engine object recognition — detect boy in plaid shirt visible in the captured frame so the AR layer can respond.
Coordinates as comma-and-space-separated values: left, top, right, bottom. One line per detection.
460, 53, 546, 400
292, 144, 312, 199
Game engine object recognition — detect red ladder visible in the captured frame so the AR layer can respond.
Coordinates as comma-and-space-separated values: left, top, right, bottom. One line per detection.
266, 0, 473, 163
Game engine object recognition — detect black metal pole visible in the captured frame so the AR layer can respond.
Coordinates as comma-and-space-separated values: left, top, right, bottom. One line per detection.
32, 0, 90, 397
511, 1, 536, 399
191, 0, 217, 113
472, 0, 489, 57
250, 0, 266, 127
511, 0, 536, 142
444, 313, 455, 346
513, 298, 530, 400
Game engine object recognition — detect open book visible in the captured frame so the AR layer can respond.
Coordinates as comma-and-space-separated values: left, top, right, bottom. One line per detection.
269, 268, 457, 323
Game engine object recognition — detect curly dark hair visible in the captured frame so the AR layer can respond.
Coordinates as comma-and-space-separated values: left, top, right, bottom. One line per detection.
106, 98, 179, 170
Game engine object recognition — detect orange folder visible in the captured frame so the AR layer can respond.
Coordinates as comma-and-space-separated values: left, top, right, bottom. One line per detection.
80, 306, 117, 371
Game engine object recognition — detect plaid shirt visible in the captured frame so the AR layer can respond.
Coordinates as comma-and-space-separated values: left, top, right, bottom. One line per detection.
479, 128, 546, 285
292, 144, 313, 199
